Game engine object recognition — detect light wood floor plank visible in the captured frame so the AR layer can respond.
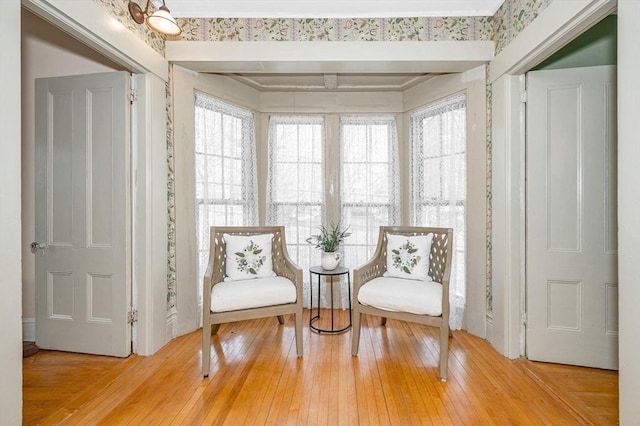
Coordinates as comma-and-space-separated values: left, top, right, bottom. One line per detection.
23, 309, 618, 425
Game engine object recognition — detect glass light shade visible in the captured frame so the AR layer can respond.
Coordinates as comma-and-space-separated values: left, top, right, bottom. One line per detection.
146, 7, 181, 35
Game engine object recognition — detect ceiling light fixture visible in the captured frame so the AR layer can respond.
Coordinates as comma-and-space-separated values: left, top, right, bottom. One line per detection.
128, 0, 182, 36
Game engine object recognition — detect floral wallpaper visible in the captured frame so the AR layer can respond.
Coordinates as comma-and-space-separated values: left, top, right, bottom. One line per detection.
166, 68, 177, 317
95, 0, 555, 317
493, 0, 553, 54
93, 0, 166, 55
176, 17, 494, 42
96, 0, 553, 48
485, 65, 494, 314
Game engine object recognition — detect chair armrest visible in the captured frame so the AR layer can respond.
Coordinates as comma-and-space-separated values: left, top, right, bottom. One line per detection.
274, 251, 304, 305
202, 254, 226, 316
280, 256, 301, 282
353, 255, 386, 293
202, 256, 214, 318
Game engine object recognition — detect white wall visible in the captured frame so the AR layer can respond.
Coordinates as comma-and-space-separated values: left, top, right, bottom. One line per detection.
21, 9, 124, 333
0, 0, 23, 423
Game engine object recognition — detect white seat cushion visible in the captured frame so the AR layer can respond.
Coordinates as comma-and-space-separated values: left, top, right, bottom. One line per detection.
211, 276, 296, 313
357, 277, 443, 316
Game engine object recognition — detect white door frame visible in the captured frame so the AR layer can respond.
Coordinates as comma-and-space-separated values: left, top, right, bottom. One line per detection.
22, 0, 169, 356
131, 73, 170, 355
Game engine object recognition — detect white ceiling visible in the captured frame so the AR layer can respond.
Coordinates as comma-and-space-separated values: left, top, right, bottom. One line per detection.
167, 0, 505, 19
227, 73, 439, 92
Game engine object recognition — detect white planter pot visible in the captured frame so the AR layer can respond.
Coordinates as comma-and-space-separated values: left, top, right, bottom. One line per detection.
321, 251, 341, 270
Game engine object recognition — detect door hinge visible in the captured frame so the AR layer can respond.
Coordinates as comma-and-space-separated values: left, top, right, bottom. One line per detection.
521, 312, 528, 326
128, 310, 138, 324
521, 90, 527, 103
130, 89, 138, 104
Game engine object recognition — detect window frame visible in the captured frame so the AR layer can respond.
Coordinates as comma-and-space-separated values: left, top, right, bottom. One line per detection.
339, 115, 401, 267
265, 115, 326, 272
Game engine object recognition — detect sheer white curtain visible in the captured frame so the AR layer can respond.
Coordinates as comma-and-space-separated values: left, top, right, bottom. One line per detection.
340, 115, 400, 271
409, 94, 466, 329
266, 115, 325, 308
195, 93, 258, 315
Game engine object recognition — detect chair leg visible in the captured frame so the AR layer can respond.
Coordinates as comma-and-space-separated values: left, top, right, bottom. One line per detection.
439, 324, 449, 381
295, 311, 303, 357
211, 323, 221, 335
277, 315, 285, 325
202, 321, 211, 377
351, 312, 362, 356
380, 317, 387, 326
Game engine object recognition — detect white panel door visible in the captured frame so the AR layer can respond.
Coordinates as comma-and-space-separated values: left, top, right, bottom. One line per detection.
34, 72, 131, 357
526, 65, 617, 369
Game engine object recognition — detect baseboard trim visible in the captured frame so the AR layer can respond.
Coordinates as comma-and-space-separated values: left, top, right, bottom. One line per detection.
23, 318, 36, 342
166, 314, 176, 341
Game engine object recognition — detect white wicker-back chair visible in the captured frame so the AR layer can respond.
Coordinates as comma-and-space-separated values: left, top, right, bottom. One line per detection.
202, 226, 303, 377
351, 226, 453, 380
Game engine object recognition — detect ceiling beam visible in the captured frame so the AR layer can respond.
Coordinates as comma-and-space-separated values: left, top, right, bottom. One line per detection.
168, 0, 505, 18
166, 41, 494, 74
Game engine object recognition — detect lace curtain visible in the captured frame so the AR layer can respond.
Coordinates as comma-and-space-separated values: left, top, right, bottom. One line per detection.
194, 93, 258, 317
266, 115, 325, 309
340, 115, 400, 272
409, 94, 467, 330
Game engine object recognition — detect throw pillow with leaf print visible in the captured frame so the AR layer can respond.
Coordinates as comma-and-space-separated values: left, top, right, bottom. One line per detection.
384, 233, 434, 281
223, 233, 276, 281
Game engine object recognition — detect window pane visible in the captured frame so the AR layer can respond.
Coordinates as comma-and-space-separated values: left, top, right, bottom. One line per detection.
342, 126, 366, 162
267, 116, 324, 277
342, 163, 368, 202
369, 125, 390, 162
340, 116, 399, 270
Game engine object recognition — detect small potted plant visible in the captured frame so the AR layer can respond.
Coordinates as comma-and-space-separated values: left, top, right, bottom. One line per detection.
306, 222, 351, 270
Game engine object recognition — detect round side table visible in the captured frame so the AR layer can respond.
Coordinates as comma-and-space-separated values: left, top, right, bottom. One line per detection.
309, 265, 352, 334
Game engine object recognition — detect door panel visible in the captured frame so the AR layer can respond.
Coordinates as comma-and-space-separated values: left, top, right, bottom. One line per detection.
35, 71, 131, 357
526, 66, 618, 369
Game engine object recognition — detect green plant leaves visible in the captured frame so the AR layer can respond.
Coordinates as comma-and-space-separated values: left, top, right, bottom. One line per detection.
306, 222, 351, 252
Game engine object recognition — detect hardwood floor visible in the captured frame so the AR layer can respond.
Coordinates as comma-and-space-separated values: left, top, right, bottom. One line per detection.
23, 309, 618, 425
517, 360, 618, 425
